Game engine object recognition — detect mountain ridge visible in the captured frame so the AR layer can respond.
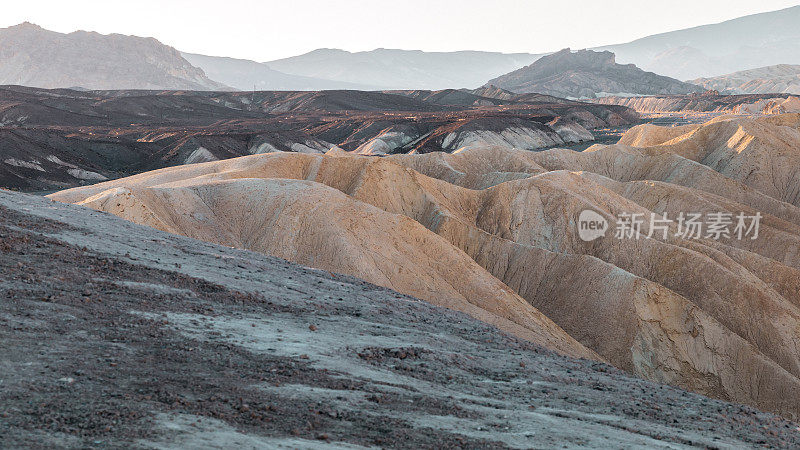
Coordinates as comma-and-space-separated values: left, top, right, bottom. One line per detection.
181, 52, 374, 91
596, 5, 800, 79
264, 48, 545, 90
0, 22, 228, 90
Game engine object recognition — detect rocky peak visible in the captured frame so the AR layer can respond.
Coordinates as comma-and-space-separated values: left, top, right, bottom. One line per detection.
531, 49, 618, 75
8, 22, 43, 30
2, 22, 52, 37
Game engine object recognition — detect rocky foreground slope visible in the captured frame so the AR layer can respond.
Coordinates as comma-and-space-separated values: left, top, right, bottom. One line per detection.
51, 114, 800, 421
487, 49, 701, 99
3, 191, 800, 448
0, 86, 636, 191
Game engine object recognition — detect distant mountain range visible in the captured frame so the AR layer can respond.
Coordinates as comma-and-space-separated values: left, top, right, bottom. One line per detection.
596, 5, 800, 80
181, 53, 368, 91
184, 49, 545, 91
1, 6, 800, 92
0, 21, 543, 91
690, 65, 800, 95
262, 48, 543, 90
488, 48, 701, 98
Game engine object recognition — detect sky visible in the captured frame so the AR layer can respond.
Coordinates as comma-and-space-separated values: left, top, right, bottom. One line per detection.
1, 0, 799, 61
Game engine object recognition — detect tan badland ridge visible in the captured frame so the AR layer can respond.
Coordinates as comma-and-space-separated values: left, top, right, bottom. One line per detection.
51, 114, 800, 420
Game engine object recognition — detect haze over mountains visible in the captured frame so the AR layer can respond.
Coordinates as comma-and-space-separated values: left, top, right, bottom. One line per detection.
187, 5, 800, 90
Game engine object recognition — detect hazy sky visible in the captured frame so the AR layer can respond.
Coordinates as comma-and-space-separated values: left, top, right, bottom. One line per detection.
2, 0, 799, 61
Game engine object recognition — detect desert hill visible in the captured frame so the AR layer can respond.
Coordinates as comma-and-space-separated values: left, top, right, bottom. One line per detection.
51, 114, 800, 420
0, 23, 226, 90
690, 64, 800, 95
487, 48, 702, 98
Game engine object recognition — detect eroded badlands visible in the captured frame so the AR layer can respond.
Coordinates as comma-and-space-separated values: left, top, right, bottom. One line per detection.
51, 113, 800, 420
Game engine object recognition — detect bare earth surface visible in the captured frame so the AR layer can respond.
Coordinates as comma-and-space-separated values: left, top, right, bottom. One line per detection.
2, 191, 799, 448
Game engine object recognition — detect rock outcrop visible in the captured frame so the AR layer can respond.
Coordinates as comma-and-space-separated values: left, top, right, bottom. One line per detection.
51, 114, 800, 420
487, 48, 702, 99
